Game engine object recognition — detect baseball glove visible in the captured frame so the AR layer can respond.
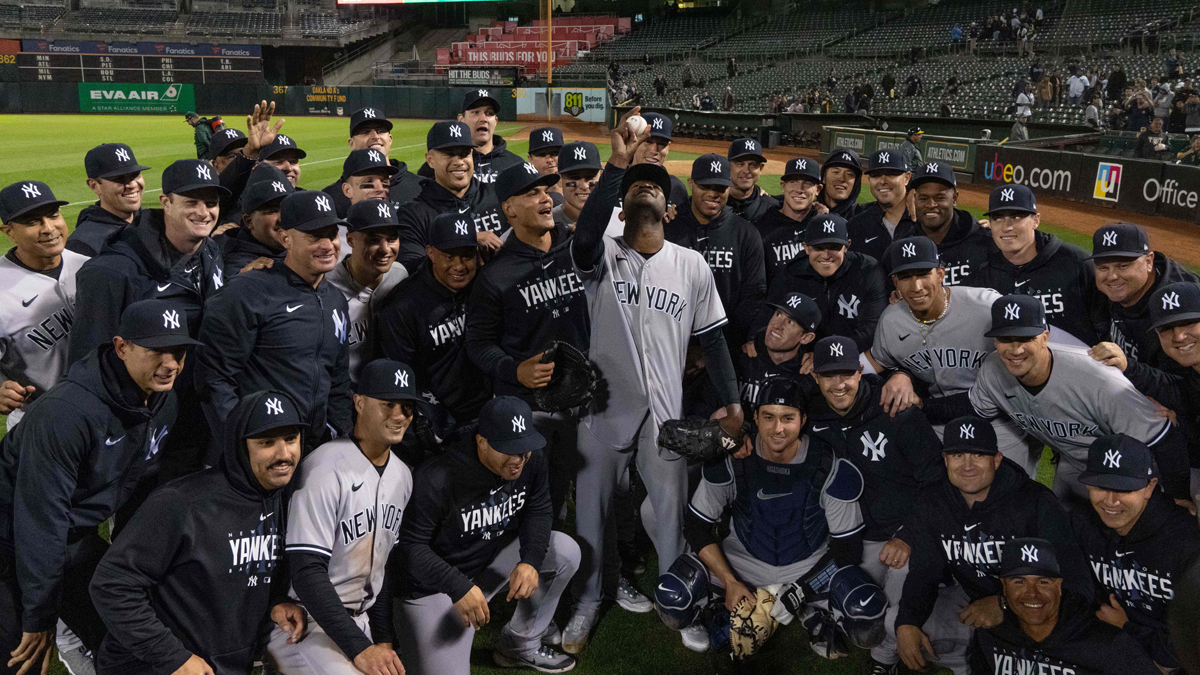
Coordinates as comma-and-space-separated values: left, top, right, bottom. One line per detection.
657, 417, 744, 464
729, 587, 779, 660
532, 341, 598, 413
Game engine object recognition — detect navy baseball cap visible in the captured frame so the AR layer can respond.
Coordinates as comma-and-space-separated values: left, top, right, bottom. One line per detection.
942, 415, 999, 455
782, 157, 821, 183
259, 134, 307, 161
643, 112, 672, 141
758, 376, 805, 412
496, 162, 560, 203
1089, 223, 1151, 260
559, 141, 602, 174
985, 294, 1048, 338
85, 143, 150, 180
1148, 282, 1200, 331
243, 391, 303, 439
117, 299, 203, 350
985, 183, 1037, 216
350, 106, 392, 136
909, 161, 956, 190
621, 163, 672, 201
477, 396, 546, 455
161, 159, 230, 197
813, 335, 861, 373
347, 198, 399, 234
529, 127, 565, 154
692, 154, 731, 187
240, 175, 293, 215
1080, 434, 1157, 491
1000, 538, 1061, 579
866, 149, 909, 175
461, 87, 500, 113
728, 137, 765, 163
357, 359, 419, 401
343, 148, 398, 179
823, 149, 862, 176
805, 214, 850, 246
280, 191, 346, 232
206, 128, 248, 161
428, 210, 481, 251
0, 181, 68, 223
427, 121, 474, 152
766, 291, 821, 332
885, 236, 940, 274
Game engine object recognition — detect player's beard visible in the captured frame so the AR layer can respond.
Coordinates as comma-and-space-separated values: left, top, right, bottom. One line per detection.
624, 199, 667, 229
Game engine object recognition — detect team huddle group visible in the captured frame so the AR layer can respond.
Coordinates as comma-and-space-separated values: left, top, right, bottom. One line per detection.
1, 92, 1199, 675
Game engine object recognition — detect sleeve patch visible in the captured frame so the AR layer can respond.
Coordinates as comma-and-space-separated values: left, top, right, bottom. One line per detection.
826, 458, 864, 502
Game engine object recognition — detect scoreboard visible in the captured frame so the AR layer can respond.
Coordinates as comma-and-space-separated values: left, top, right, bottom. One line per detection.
17, 52, 262, 84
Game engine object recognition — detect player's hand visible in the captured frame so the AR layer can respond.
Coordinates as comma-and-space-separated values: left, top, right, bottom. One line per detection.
799, 352, 814, 375
1095, 593, 1129, 629
453, 585, 490, 629
880, 372, 920, 416
270, 602, 306, 644
896, 624, 937, 672
240, 257, 275, 274
170, 654, 215, 675
353, 644, 405, 675
1147, 396, 1179, 426
0, 381, 35, 414
211, 222, 238, 237
741, 341, 757, 357
609, 106, 650, 169
888, 289, 904, 305
717, 403, 745, 441
663, 203, 678, 223
476, 230, 503, 251
1088, 342, 1128, 371
8, 630, 52, 675
879, 537, 911, 569
977, 218, 990, 229
725, 579, 756, 612
243, 100, 284, 160
507, 562, 540, 601
905, 189, 919, 224
1174, 498, 1198, 516
517, 351, 555, 388
958, 595, 1003, 629
813, 202, 829, 216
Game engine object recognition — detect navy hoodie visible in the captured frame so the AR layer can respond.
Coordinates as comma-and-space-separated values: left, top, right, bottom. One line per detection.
395, 178, 504, 275
727, 185, 779, 225
214, 226, 286, 280
846, 200, 916, 263
755, 205, 820, 284
895, 208, 994, 287
68, 203, 137, 258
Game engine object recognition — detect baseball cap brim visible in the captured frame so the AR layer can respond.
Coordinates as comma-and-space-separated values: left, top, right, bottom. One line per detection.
1078, 470, 1151, 491
349, 221, 401, 234
812, 360, 861, 374
806, 235, 849, 246
865, 166, 909, 176
1000, 564, 1059, 578
465, 96, 500, 113
693, 176, 733, 188
96, 163, 152, 180
128, 334, 204, 349
505, 173, 561, 202
889, 260, 940, 275
1087, 250, 1146, 260
984, 325, 1046, 338
351, 118, 394, 135
490, 429, 547, 455
350, 163, 400, 178
429, 138, 476, 152
290, 216, 348, 232
622, 164, 673, 200
166, 183, 232, 197
262, 146, 308, 161
208, 138, 248, 160
941, 444, 998, 455
984, 205, 1037, 217
1148, 311, 1200, 332
5, 199, 70, 222
432, 237, 482, 252
729, 151, 766, 163
909, 175, 955, 190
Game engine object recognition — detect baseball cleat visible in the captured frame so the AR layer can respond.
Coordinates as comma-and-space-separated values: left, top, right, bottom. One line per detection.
561, 610, 597, 654
542, 621, 562, 647
493, 644, 577, 673
680, 624, 710, 653
615, 576, 653, 613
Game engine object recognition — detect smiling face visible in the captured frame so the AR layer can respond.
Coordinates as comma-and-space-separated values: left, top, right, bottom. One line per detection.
633, 138, 671, 166
160, 190, 220, 244
342, 171, 390, 204
426, 147, 473, 194
114, 338, 187, 396
476, 435, 530, 481
426, 246, 478, 292
867, 170, 910, 208
730, 159, 764, 192
1087, 480, 1156, 535
823, 166, 857, 202
348, 228, 399, 276
561, 169, 600, 213
350, 122, 393, 155
459, 105, 498, 148
263, 152, 302, 186
1157, 319, 1200, 368
755, 404, 804, 456
283, 225, 340, 278
1094, 254, 1155, 305
893, 267, 945, 315
689, 181, 729, 219
814, 370, 862, 414
89, 171, 145, 218
989, 210, 1040, 261
913, 182, 957, 233
2, 205, 68, 263
244, 202, 286, 252
994, 333, 1050, 379
503, 185, 556, 235
944, 450, 1002, 496
803, 242, 847, 277
764, 310, 810, 352
1003, 575, 1062, 632
246, 429, 301, 491
780, 176, 821, 215
354, 395, 413, 448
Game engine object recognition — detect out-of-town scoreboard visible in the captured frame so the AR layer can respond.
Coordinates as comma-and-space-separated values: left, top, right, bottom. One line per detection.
13, 40, 264, 84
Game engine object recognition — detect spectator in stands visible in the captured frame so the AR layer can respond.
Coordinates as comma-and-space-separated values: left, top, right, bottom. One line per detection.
1166, 49, 1186, 81
1108, 103, 1129, 130
905, 72, 923, 97
643, 52, 652, 67
1185, 93, 1200, 134
947, 73, 961, 96
1176, 134, 1200, 165
700, 91, 714, 111
1030, 61, 1044, 84
951, 23, 963, 52
1010, 110, 1031, 142
1035, 75, 1054, 111
1127, 91, 1154, 131
969, 22, 981, 53
1085, 96, 1103, 129
882, 71, 897, 98
670, 92, 683, 107
1035, 5, 1044, 26
722, 86, 735, 112
681, 62, 694, 89
727, 56, 737, 79
1136, 117, 1173, 160
940, 100, 954, 117
654, 74, 667, 97
1067, 70, 1087, 106
1107, 65, 1127, 102
1015, 81, 1033, 117
827, 69, 839, 92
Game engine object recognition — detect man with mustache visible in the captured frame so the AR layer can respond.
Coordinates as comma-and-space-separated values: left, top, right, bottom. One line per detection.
458, 89, 524, 185
69, 143, 150, 257
552, 142, 602, 231
847, 149, 914, 264
756, 158, 824, 283
893, 162, 993, 288
724, 138, 778, 225
321, 107, 424, 218
816, 149, 864, 220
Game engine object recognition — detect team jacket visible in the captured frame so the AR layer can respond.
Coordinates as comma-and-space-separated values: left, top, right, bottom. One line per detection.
727, 186, 779, 226
67, 203, 136, 257
325, 258, 407, 385
1121, 362, 1200, 467
372, 263, 492, 422
897, 458, 1092, 629
756, 206, 820, 284
320, 159, 425, 217
215, 227, 286, 280
968, 590, 1160, 675
196, 262, 352, 448
735, 335, 812, 416
464, 224, 591, 402
0, 346, 177, 633
1071, 494, 1200, 669
1102, 252, 1200, 377
90, 391, 291, 675
846, 201, 916, 263
805, 377, 944, 542
665, 204, 766, 344
976, 231, 1102, 345
472, 136, 525, 185
395, 178, 504, 274
397, 443, 552, 602
757, 250, 888, 352
69, 209, 224, 365
895, 208, 994, 287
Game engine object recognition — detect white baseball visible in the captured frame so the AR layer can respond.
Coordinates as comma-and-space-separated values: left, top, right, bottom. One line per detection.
626, 115, 648, 136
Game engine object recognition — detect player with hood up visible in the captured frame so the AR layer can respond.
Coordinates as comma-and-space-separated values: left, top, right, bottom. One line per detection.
816, 149, 863, 220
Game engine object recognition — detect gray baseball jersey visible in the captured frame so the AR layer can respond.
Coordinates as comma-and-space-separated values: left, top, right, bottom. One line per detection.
0, 250, 87, 427
325, 259, 407, 385
284, 438, 413, 614
573, 236, 726, 448
969, 345, 1171, 470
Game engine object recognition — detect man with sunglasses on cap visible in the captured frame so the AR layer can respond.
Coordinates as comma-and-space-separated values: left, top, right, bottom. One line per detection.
817, 149, 864, 220
197, 191, 352, 456
967, 537, 1159, 675
69, 143, 151, 257
847, 149, 914, 264
756, 157, 825, 283
0, 299, 196, 675
1071, 434, 1200, 673
527, 126, 565, 207
216, 163, 294, 279
329, 148, 402, 263
268, 360, 417, 675
725, 138, 778, 225
893, 161, 992, 288
321, 107, 423, 218
396, 396, 579, 674
91, 390, 305, 675
552, 141, 602, 231
458, 88, 524, 184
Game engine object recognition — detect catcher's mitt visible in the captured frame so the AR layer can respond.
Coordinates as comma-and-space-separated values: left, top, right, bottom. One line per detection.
658, 417, 745, 464
532, 341, 598, 413
729, 587, 779, 660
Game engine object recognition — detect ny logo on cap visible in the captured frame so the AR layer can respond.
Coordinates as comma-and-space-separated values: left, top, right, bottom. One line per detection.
710, 160, 722, 173
861, 431, 888, 461
449, 125, 464, 138
478, 89, 489, 97
830, 342, 844, 358
363, 107, 377, 118
574, 146, 588, 161
542, 130, 555, 142
224, 129, 239, 138
786, 295, 802, 308
266, 397, 284, 415
1001, 188, 1015, 202
272, 181, 287, 194
394, 369, 408, 387
277, 136, 292, 146
314, 195, 332, 213
116, 147, 132, 162
925, 162, 939, 173
368, 150, 383, 163
961, 423, 975, 439
162, 309, 180, 329
512, 415, 526, 433
902, 242, 916, 258
744, 140, 756, 150
1104, 448, 1122, 469
1021, 545, 1039, 563
1004, 303, 1021, 320
378, 203, 391, 219
878, 152, 890, 163
1102, 231, 1118, 247
197, 164, 212, 181
20, 183, 40, 199
651, 117, 663, 130
795, 159, 807, 170
524, 163, 539, 175
1163, 291, 1181, 310
823, 219, 836, 233
454, 219, 470, 235
332, 308, 347, 344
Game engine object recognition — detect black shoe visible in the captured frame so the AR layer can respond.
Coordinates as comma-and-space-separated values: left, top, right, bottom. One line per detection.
869, 659, 899, 675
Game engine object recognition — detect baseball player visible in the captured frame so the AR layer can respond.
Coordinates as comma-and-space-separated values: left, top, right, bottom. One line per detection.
321, 107, 423, 218
735, 291, 819, 416
338, 148, 397, 207
458, 89, 524, 184
68, 143, 150, 257
725, 138, 778, 225
846, 149, 914, 264
326, 198, 407, 385
1072, 435, 1200, 672
552, 142, 602, 231
896, 417, 1092, 675
969, 293, 1192, 510
665, 154, 766, 346
0, 300, 194, 675
600, 113, 689, 238
893, 162, 993, 287
215, 101, 287, 220
90, 390, 305, 675
267, 360, 418, 675
866, 237, 1034, 475
395, 120, 506, 274
527, 126, 565, 207
816, 149, 863, 220
562, 110, 745, 652
679, 376, 865, 651
756, 157, 824, 283
216, 164, 294, 278
206, 127, 248, 175
395, 396, 579, 674
975, 184, 1100, 346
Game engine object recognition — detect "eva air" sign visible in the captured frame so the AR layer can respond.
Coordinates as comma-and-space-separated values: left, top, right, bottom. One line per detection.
78, 83, 195, 113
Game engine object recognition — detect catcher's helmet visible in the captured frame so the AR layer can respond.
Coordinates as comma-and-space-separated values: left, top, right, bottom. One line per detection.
828, 565, 888, 649
654, 553, 710, 630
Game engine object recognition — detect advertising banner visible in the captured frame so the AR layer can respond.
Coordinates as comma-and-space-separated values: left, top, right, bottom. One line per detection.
24, 40, 260, 57
831, 130, 867, 154
1152, 164, 1200, 223
923, 138, 973, 172
448, 66, 518, 86
1074, 155, 1164, 216
972, 146, 1082, 200
515, 87, 607, 122
78, 82, 193, 113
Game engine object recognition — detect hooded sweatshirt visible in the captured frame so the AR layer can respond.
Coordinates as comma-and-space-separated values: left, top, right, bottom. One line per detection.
68, 203, 137, 258
846, 200, 917, 263
395, 178, 504, 275
0, 346, 177, 633
895, 208, 995, 287
215, 226, 286, 280
471, 135, 525, 185
90, 391, 292, 675
818, 168, 863, 220
726, 185, 779, 226
320, 159, 425, 218
756, 205, 820, 284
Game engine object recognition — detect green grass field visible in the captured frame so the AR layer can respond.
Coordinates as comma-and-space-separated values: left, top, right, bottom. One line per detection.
0, 113, 1065, 675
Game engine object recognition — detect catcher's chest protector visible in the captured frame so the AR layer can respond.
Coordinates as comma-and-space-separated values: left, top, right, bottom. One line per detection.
732, 453, 829, 567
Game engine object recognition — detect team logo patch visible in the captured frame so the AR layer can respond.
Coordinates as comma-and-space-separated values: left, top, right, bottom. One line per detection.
449, 124, 464, 138
272, 181, 287, 194
860, 431, 888, 461
277, 135, 292, 146
573, 146, 588, 161
524, 163, 539, 175
363, 107, 377, 118
878, 152, 890, 164
1000, 187, 1015, 202
1162, 291, 1180, 310
512, 415, 526, 433
162, 309, 180, 329
542, 130, 555, 143
196, 164, 211, 180
368, 149, 383, 163
1103, 448, 1122, 469
830, 342, 844, 358
265, 397, 284, 415
1021, 545, 1039, 563
710, 160, 722, 173
1004, 303, 1020, 320
116, 147, 132, 162
960, 423, 975, 439
1093, 162, 1122, 202
902, 242, 916, 257
786, 295, 802, 308
394, 369, 408, 387
314, 195, 332, 212
20, 183, 40, 199
454, 219, 470, 235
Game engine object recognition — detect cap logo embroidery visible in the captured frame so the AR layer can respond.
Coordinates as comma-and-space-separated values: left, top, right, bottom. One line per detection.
224, 129, 239, 138
394, 369, 408, 387
830, 342, 844, 357
901, 242, 916, 257
449, 125, 464, 138
744, 140, 756, 150
1162, 291, 1180, 310
879, 152, 890, 163
378, 203, 391, 219
574, 146, 587, 161
196, 164, 211, 181
115, 147, 132, 162
823, 219, 836, 233
786, 295, 802, 308
1004, 303, 1020, 320
796, 159, 806, 169
20, 183, 40, 199
651, 117, 663, 130
363, 108, 377, 118
368, 150, 383, 163
1104, 448, 1122, 469
454, 219, 470, 235
314, 195, 332, 212
524, 163, 539, 175
1102, 231, 1118, 247
266, 397, 284, 415
272, 181, 287, 193
1021, 545, 1039, 563
478, 89, 489, 97
961, 424, 975, 439
512, 415, 526, 433
926, 162, 939, 173
542, 130, 554, 142
710, 160, 722, 173
1001, 188, 1015, 202
162, 309, 180, 329
277, 136, 292, 146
